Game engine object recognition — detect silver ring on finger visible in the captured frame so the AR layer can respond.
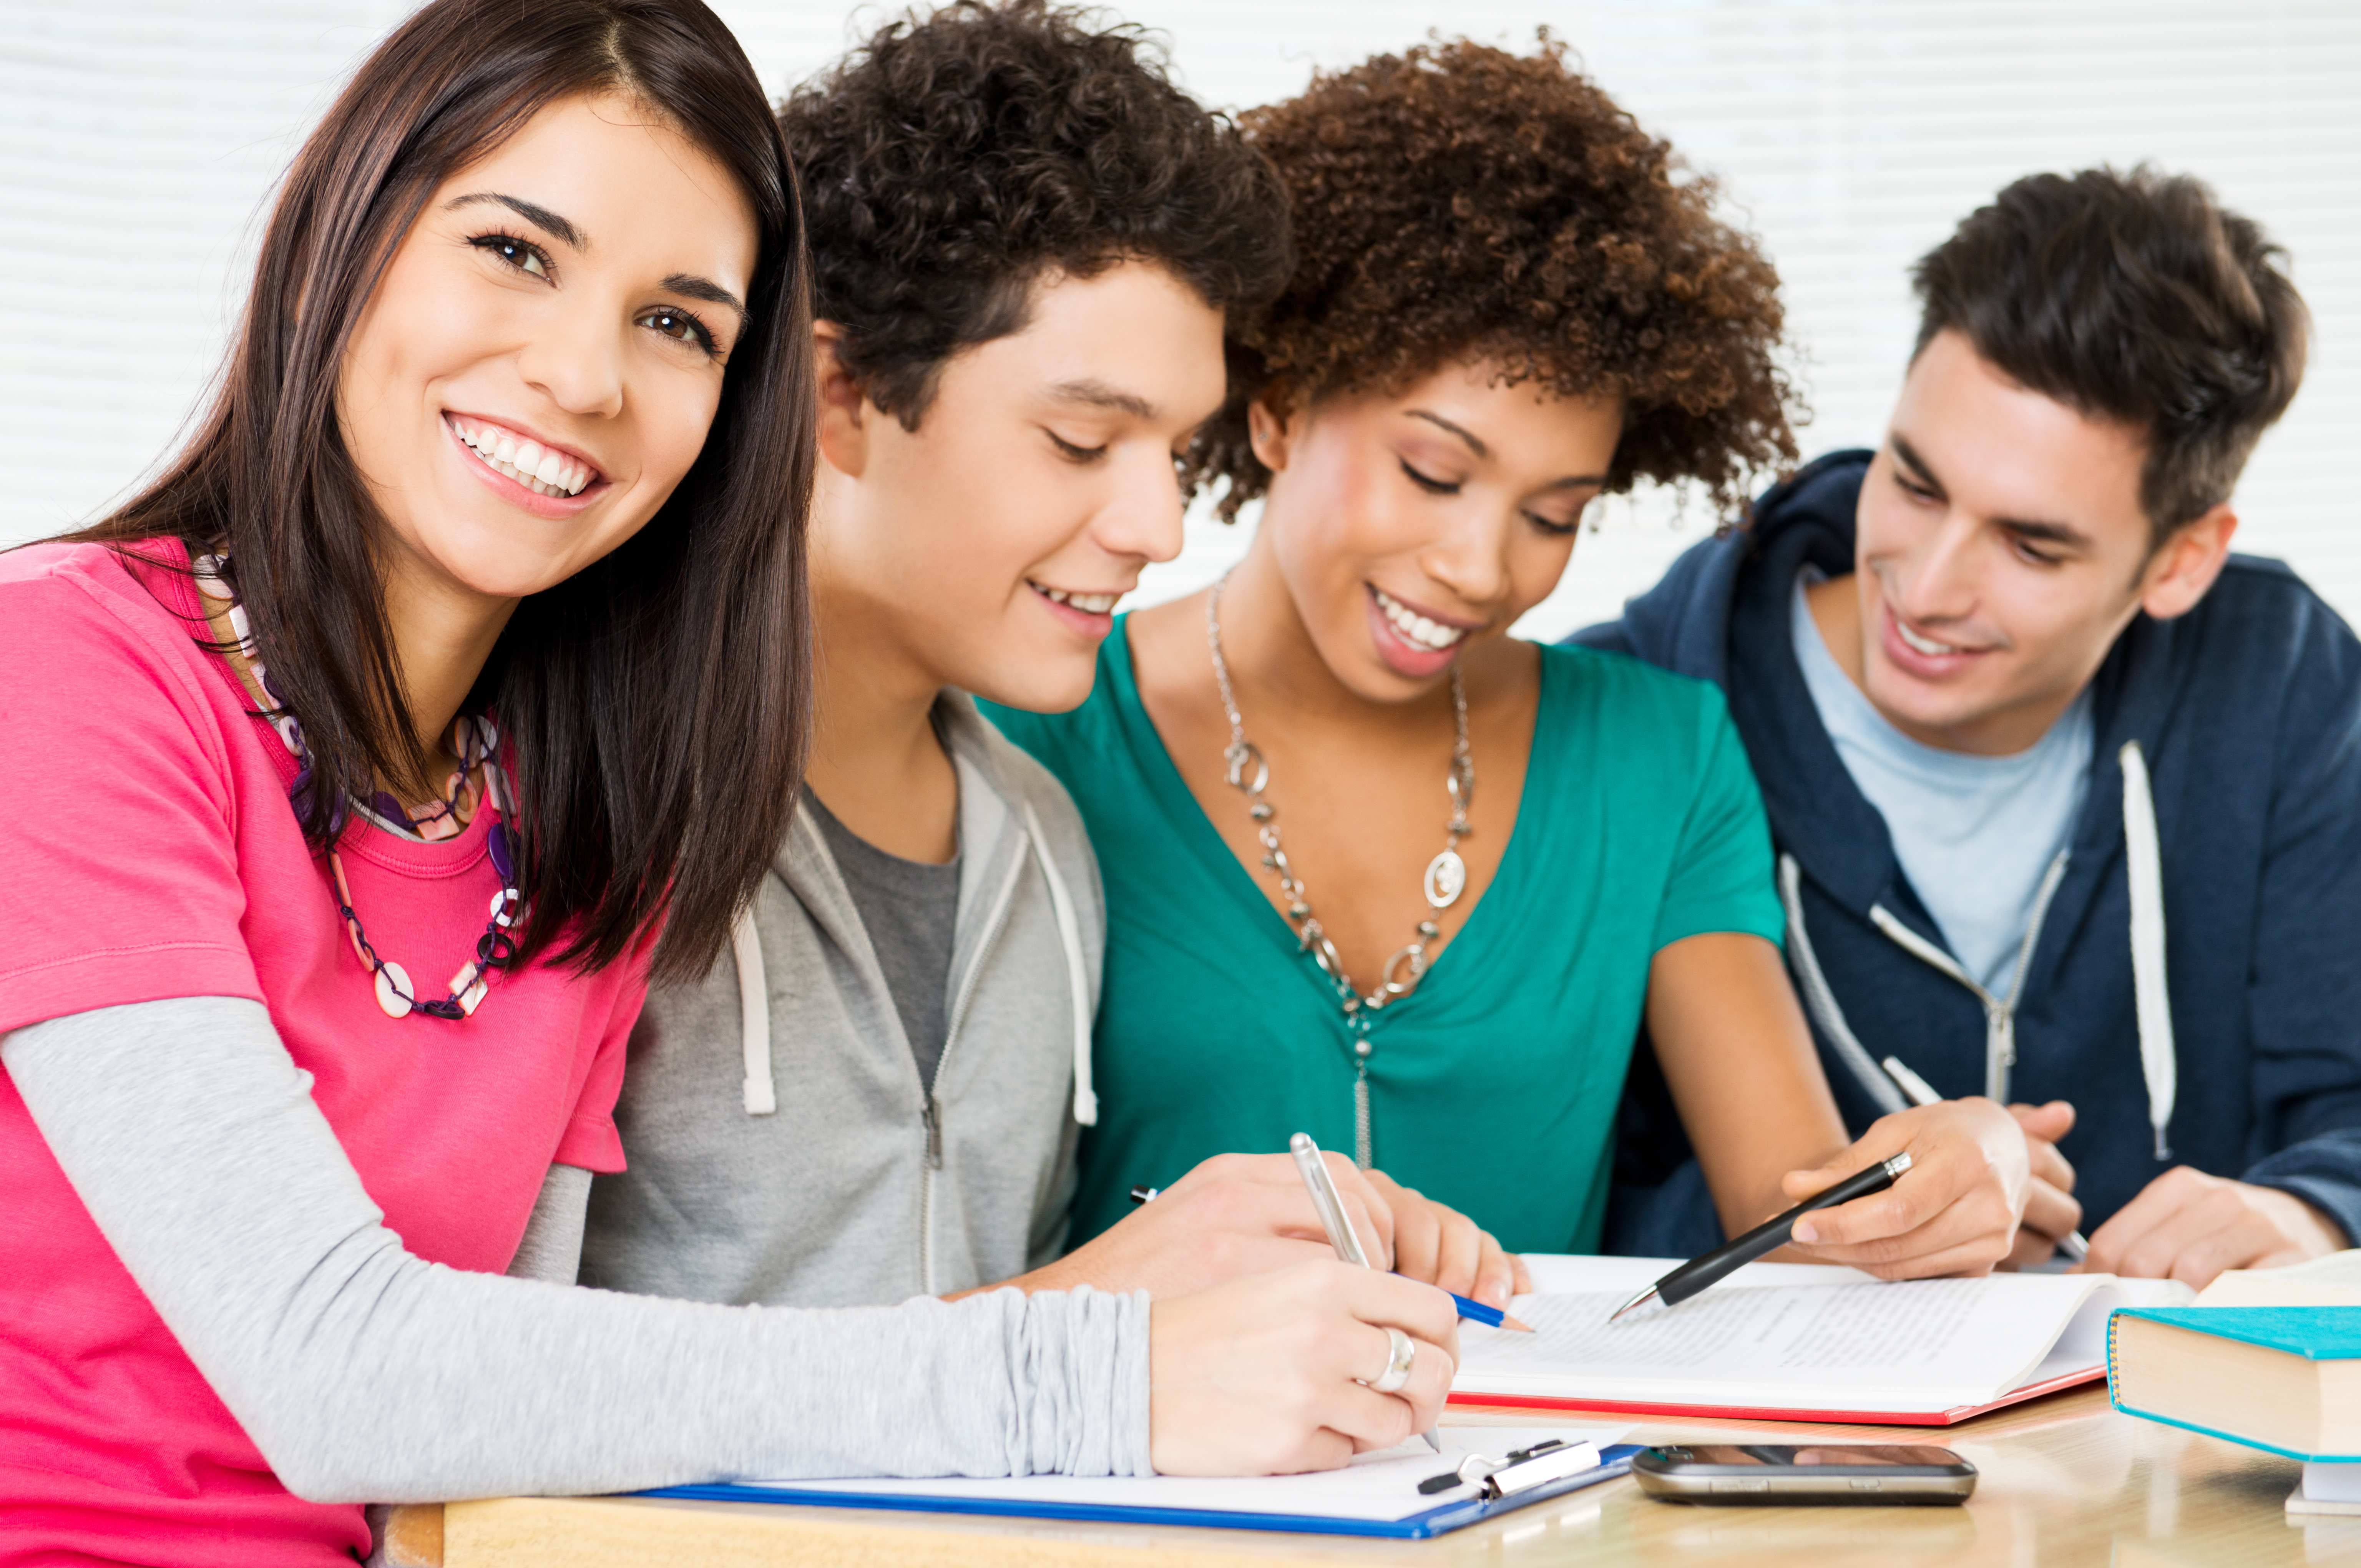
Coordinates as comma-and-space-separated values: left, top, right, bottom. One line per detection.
1366, 1326, 1416, 1395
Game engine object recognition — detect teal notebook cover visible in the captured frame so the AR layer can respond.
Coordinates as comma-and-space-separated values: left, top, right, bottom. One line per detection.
2107, 1307, 2361, 1461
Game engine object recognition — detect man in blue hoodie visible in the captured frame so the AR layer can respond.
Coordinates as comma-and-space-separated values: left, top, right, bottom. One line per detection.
1581, 166, 2360, 1289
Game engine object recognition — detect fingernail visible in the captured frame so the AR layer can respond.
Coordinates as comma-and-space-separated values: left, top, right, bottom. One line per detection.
1792, 1221, 1817, 1243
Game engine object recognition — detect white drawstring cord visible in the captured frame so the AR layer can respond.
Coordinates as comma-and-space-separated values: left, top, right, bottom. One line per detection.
1784, 742, 2177, 1163
1021, 798, 1099, 1127
2119, 741, 2177, 1159
731, 796, 1098, 1128
733, 902, 775, 1116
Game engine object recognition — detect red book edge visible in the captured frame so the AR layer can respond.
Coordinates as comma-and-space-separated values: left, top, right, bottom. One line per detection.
1446, 1363, 2104, 1427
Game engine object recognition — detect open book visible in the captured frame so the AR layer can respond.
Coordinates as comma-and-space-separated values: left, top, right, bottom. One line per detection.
1451, 1254, 2192, 1425
2196, 1248, 2361, 1309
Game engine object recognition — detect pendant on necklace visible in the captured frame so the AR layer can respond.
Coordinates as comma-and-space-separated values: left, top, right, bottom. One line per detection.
1424, 849, 1467, 909
374, 960, 415, 1019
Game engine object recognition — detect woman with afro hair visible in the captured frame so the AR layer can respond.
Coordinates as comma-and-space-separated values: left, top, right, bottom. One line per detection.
987, 38, 2039, 1294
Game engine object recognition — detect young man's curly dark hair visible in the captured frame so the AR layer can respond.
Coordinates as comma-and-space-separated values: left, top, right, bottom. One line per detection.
1191, 37, 1795, 520
780, 0, 1292, 427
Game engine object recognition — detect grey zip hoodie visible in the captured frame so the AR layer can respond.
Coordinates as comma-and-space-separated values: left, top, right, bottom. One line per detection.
580, 693, 1105, 1306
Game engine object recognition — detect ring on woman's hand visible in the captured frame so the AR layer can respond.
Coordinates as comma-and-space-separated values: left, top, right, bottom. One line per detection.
1367, 1326, 1416, 1394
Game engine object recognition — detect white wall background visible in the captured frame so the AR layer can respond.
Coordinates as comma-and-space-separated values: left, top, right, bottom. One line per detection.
3, 1, 2353, 641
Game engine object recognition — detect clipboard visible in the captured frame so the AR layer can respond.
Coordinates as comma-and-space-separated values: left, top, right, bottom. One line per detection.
639, 1441, 1641, 1540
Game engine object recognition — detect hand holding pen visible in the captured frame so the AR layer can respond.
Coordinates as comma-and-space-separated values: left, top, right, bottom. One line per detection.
1775, 1095, 2037, 1279
1881, 1056, 2088, 1265
1612, 1095, 2039, 1320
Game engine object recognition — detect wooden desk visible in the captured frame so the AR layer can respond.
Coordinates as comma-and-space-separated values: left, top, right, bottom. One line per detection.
382, 1386, 2336, 1567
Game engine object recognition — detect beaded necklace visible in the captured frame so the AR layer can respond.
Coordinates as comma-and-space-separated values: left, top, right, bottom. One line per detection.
193, 554, 523, 1021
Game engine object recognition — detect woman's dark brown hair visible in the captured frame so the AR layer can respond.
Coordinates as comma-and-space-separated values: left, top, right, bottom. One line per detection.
1191, 35, 1795, 519
71, 0, 813, 982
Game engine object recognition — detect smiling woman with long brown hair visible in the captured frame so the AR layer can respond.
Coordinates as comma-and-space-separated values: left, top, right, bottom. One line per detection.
0, 3, 1456, 1563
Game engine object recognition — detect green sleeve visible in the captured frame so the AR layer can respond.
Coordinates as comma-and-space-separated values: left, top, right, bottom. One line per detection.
1650, 686, 1785, 952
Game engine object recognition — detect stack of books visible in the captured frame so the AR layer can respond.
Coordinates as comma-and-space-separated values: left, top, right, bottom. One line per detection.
2104, 1251, 2361, 1517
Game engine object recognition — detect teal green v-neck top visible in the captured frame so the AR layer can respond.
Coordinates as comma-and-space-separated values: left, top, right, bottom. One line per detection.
981, 622, 1783, 1254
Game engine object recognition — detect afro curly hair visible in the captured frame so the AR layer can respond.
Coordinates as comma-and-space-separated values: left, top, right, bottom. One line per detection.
781, 0, 1293, 429
1190, 35, 1796, 520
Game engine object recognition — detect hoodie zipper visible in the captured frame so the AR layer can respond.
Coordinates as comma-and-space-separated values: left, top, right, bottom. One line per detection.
1865, 849, 2070, 1103
914, 839, 1028, 1297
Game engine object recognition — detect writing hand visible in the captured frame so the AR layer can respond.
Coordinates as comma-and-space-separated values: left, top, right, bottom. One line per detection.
1149, 1262, 1459, 1475
1779, 1098, 2029, 1278
1357, 1166, 1529, 1309
999, 1151, 1395, 1300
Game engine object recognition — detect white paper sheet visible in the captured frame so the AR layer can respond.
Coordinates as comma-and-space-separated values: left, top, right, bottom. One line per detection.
728, 1424, 1632, 1523
1455, 1255, 2132, 1414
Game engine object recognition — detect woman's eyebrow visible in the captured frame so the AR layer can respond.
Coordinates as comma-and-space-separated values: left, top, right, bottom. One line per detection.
663, 272, 747, 328
1406, 408, 1488, 458
445, 191, 585, 249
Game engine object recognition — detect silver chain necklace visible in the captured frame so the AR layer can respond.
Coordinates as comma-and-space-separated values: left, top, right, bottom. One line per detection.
1205, 570, 1473, 1167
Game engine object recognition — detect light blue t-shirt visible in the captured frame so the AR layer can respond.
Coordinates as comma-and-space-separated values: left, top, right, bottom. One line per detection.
1792, 574, 2094, 995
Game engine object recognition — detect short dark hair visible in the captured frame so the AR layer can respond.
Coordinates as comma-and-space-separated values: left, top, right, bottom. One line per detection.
73, 0, 815, 984
780, 0, 1292, 427
1186, 37, 1796, 522
1912, 166, 2308, 541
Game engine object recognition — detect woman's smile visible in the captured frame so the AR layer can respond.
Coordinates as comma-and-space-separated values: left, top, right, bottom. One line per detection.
444, 412, 611, 519
1366, 583, 1474, 679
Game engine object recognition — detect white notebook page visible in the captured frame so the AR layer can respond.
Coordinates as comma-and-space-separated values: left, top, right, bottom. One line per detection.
1454, 1255, 2144, 1413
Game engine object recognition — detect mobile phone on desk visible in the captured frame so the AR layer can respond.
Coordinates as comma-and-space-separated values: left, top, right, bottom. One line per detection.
1632, 1444, 1976, 1505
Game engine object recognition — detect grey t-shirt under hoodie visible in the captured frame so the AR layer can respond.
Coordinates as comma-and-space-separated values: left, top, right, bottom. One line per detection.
804, 788, 960, 1091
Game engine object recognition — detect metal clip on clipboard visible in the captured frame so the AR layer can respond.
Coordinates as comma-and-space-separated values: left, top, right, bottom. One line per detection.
1418, 1438, 1602, 1501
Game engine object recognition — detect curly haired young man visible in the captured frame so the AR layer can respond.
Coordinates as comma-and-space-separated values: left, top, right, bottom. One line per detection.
572, 5, 1512, 1441
1591, 168, 2356, 1291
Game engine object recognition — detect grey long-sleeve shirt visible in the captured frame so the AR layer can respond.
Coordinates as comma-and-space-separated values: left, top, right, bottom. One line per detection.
2, 996, 1151, 1503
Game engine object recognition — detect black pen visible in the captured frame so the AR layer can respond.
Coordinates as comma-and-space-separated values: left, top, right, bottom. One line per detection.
1607, 1152, 1913, 1323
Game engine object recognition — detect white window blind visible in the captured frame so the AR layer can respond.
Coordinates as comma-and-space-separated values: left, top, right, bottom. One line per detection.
3, 2, 2354, 642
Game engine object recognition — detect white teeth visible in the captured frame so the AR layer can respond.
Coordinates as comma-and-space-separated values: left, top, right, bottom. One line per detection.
451, 419, 596, 497
1373, 588, 1468, 651
1034, 584, 1119, 615
1896, 619, 1963, 656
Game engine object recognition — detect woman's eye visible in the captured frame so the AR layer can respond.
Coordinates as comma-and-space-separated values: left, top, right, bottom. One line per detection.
638, 307, 716, 355
1399, 458, 1461, 496
1048, 431, 1107, 462
472, 233, 552, 281
1526, 511, 1581, 538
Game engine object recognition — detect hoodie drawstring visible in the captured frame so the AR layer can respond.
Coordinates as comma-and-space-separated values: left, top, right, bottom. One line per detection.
2119, 741, 2176, 1159
1779, 739, 2176, 1160
733, 904, 774, 1115
734, 801, 1099, 1128
1019, 797, 1098, 1128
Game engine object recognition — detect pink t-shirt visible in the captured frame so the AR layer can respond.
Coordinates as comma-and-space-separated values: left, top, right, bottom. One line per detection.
0, 541, 649, 1567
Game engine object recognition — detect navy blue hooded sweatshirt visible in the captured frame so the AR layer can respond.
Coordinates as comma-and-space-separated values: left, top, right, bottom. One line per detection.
1576, 449, 2361, 1258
